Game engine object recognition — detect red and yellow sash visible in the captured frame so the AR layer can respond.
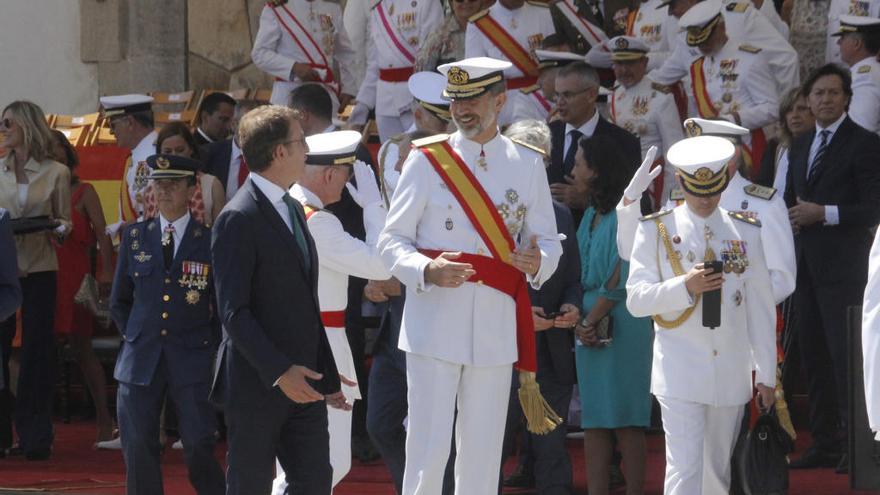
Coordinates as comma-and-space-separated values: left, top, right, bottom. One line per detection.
270, 3, 339, 94
472, 15, 539, 78
417, 140, 537, 372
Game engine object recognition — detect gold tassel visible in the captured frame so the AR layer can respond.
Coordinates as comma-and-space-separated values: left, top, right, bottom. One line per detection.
517, 371, 563, 435
774, 367, 796, 441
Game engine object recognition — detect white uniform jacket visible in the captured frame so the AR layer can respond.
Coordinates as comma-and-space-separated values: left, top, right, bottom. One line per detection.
465, 2, 556, 123
630, 0, 677, 70
650, 2, 799, 95
379, 131, 562, 367
626, 205, 777, 406
109, 131, 158, 236
355, 0, 443, 117
251, 0, 358, 102
616, 172, 795, 303
862, 227, 880, 439
826, 0, 880, 64
290, 183, 390, 400
850, 56, 880, 135
610, 78, 684, 161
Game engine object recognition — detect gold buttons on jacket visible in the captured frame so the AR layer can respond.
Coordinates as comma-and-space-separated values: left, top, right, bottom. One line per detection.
165, 278, 171, 284
160, 329, 168, 336
162, 312, 169, 319
163, 295, 170, 302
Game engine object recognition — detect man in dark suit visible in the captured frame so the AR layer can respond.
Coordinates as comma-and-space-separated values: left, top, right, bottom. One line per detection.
211, 105, 345, 494
549, 62, 641, 222
110, 155, 225, 494
201, 100, 264, 203
785, 63, 880, 470
194, 92, 236, 147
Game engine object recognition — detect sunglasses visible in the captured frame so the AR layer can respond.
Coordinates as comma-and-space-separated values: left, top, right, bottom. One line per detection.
0, 118, 13, 130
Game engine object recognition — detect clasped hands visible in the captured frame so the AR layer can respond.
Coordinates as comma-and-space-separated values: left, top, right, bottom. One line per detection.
533, 304, 580, 331
424, 236, 542, 288
277, 364, 356, 411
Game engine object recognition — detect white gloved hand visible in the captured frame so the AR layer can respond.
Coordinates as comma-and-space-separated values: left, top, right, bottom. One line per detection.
622, 146, 661, 202
347, 103, 370, 127
345, 161, 382, 208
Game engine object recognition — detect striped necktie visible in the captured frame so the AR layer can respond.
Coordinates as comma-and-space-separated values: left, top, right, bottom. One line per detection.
808, 129, 831, 182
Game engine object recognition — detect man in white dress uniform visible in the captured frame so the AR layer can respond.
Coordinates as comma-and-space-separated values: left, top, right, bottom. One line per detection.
862, 228, 880, 442
626, 136, 777, 494
379, 57, 562, 494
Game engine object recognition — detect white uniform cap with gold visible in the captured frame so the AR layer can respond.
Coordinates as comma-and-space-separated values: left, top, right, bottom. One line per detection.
535, 50, 585, 70
667, 135, 735, 197
683, 118, 749, 141
608, 36, 650, 62
832, 15, 880, 36
408, 72, 451, 122
678, 0, 724, 46
99, 94, 154, 118
305, 130, 362, 166
437, 57, 512, 100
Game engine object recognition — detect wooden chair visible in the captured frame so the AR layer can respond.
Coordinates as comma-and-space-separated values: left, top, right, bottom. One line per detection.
54, 113, 100, 129
150, 90, 196, 110
252, 88, 273, 103
58, 126, 92, 147
94, 125, 117, 146
154, 109, 198, 127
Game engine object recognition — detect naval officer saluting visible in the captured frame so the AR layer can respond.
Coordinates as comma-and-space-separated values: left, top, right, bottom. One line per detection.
625, 136, 777, 495
110, 154, 225, 495
379, 57, 562, 494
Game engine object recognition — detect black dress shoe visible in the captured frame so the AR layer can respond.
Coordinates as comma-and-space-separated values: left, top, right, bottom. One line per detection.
24, 448, 51, 461
503, 466, 536, 488
835, 454, 849, 474
6, 446, 23, 457
788, 447, 841, 469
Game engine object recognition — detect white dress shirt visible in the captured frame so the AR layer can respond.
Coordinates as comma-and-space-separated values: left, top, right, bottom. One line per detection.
159, 211, 191, 258
807, 112, 847, 225
250, 172, 293, 232
563, 110, 600, 159
196, 127, 214, 144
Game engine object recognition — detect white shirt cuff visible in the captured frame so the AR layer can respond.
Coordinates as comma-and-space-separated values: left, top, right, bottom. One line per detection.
824, 205, 839, 226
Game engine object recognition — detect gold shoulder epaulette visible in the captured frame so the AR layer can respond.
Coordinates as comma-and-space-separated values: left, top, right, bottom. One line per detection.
412, 133, 450, 147
640, 209, 673, 221
469, 8, 491, 22
510, 138, 546, 156
858, 65, 872, 74
726, 2, 749, 12
739, 44, 762, 54
519, 84, 540, 94
744, 183, 776, 200
729, 210, 761, 227
526, 0, 550, 7
651, 82, 672, 94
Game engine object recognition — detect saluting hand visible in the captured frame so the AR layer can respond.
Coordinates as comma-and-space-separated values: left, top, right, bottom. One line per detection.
278, 365, 325, 404
510, 236, 542, 277
684, 263, 724, 297
425, 252, 476, 288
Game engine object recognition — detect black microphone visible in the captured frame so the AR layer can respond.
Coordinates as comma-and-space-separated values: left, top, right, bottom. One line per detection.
702, 260, 723, 329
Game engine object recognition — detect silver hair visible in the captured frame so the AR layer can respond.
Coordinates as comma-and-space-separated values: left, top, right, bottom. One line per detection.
557, 61, 599, 88
503, 119, 552, 156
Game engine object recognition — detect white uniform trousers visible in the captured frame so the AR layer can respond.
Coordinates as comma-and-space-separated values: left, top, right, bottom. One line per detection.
656, 395, 744, 495
403, 353, 512, 495
377, 112, 414, 144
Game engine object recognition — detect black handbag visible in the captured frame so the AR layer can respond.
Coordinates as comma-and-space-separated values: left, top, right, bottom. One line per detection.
733, 409, 793, 495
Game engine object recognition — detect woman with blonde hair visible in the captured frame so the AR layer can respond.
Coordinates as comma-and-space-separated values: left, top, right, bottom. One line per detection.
0, 100, 71, 460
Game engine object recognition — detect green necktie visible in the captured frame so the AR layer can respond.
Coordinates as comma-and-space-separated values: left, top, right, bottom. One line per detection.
282, 194, 311, 273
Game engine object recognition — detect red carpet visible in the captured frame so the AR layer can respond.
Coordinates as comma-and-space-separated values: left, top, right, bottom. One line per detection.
0, 420, 872, 494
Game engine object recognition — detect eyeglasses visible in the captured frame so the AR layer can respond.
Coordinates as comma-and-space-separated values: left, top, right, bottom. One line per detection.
0, 118, 13, 130
555, 88, 592, 101
332, 165, 353, 179
284, 136, 307, 148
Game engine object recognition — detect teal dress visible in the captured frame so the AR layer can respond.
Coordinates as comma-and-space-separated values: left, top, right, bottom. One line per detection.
575, 208, 653, 429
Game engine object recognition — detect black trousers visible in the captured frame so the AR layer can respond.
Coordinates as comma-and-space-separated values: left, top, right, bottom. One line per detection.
0, 271, 56, 452
794, 265, 864, 452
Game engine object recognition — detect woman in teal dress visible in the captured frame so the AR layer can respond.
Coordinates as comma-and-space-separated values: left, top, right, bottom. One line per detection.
572, 135, 653, 495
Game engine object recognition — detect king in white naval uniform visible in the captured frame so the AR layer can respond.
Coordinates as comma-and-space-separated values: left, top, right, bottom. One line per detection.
273, 131, 391, 494
379, 57, 562, 494
626, 136, 777, 495
350, 0, 444, 142
835, 15, 880, 134
617, 118, 796, 306
251, 0, 358, 108
465, 0, 557, 125
607, 36, 684, 204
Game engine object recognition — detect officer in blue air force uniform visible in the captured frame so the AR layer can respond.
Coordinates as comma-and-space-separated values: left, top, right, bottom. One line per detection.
110, 154, 225, 495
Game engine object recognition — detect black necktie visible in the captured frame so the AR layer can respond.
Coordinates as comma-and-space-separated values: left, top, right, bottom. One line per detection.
282, 195, 311, 273
563, 129, 583, 175
162, 224, 175, 271
808, 129, 830, 182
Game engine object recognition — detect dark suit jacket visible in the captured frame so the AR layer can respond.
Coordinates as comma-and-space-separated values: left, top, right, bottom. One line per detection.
532, 201, 582, 385
201, 138, 234, 191
550, 0, 635, 53
193, 128, 213, 148
784, 116, 880, 286
547, 117, 642, 186
111, 217, 217, 387
210, 179, 340, 410
0, 210, 21, 322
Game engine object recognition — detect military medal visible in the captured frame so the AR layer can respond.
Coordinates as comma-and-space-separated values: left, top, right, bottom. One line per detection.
741, 200, 748, 210
130, 229, 138, 238
134, 251, 152, 263
721, 240, 749, 274
445, 218, 454, 230
478, 148, 488, 171
733, 290, 742, 306
131, 240, 140, 251
185, 289, 200, 305
686, 251, 695, 262
722, 93, 733, 103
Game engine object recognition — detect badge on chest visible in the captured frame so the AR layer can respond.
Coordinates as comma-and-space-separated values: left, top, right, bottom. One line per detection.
179, 261, 210, 305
